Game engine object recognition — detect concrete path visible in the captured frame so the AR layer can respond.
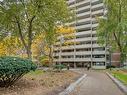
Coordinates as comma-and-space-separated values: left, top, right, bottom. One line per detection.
70, 70, 125, 95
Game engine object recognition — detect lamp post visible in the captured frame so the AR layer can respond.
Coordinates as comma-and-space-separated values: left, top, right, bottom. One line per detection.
59, 34, 64, 65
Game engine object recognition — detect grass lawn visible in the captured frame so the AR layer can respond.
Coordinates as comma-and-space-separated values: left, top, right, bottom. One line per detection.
26, 69, 44, 76
0, 70, 81, 95
111, 70, 127, 85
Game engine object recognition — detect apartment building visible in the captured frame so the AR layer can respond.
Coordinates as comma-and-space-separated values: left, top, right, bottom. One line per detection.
53, 0, 108, 69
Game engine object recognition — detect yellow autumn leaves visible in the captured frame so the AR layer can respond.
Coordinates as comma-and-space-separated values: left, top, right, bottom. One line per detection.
0, 37, 21, 56
57, 26, 75, 46
0, 27, 75, 57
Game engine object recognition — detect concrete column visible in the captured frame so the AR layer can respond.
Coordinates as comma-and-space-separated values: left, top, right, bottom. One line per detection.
74, 62, 77, 68
82, 63, 84, 67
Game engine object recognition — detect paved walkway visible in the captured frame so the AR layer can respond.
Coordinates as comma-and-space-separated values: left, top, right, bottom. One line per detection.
70, 70, 125, 95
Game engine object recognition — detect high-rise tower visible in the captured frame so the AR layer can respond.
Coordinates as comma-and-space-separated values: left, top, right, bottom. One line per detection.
54, 0, 108, 69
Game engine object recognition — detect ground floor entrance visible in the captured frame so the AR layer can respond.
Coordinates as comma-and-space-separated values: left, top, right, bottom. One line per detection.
56, 62, 106, 69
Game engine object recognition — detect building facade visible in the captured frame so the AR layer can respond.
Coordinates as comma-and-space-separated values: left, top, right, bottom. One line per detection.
53, 0, 109, 69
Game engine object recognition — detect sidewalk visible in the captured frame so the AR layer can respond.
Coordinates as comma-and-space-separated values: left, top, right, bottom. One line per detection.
70, 70, 125, 95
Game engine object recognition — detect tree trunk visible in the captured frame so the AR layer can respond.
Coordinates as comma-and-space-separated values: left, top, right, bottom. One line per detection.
119, 51, 126, 67
49, 46, 53, 67
15, 16, 35, 59
113, 32, 124, 67
15, 16, 29, 58
26, 47, 32, 59
27, 16, 36, 60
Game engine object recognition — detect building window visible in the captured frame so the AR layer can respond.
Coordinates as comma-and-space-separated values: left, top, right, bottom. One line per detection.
93, 62, 105, 66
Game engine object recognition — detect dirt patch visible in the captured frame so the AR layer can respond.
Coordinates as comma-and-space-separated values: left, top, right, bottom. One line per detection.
0, 70, 81, 95
122, 69, 127, 73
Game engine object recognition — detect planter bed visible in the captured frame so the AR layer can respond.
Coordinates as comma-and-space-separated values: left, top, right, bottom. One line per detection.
0, 70, 81, 95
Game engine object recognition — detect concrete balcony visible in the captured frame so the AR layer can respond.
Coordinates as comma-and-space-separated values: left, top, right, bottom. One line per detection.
54, 50, 106, 56
92, 3, 103, 9
92, 37, 98, 41
92, 31, 96, 34
77, 0, 90, 6
58, 44, 92, 50
67, 0, 75, 4
92, 23, 99, 28
54, 58, 92, 62
92, 58, 105, 62
76, 51, 91, 55
77, 18, 91, 24
91, 0, 100, 3
76, 5, 90, 12
61, 52, 75, 56
92, 18, 96, 22
54, 43, 102, 51
69, 4, 75, 8
54, 58, 75, 62
62, 45, 75, 49
64, 52, 75, 56
92, 16, 103, 21
70, 0, 90, 8
67, 36, 92, 42
76, 31, 92, 36
76, 51, 106, 55
75, 44, 92, 49
92, 9, 104, 15
92, 44, 102, 48
75, 37, 92, 42
92, 51, 106, 55
76, 24, 91, 30
77, 11, 90, 17
75, 58, 91, 62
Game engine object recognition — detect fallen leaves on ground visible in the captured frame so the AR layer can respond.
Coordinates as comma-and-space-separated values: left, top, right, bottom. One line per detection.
0, 70, 81, 95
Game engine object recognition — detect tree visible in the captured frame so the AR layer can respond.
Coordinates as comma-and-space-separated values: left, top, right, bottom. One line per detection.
4, 36, 21, 56
30, 26, 75, 66
0, 0, 71, 59
0, 42, 6, 56
31, 34, 46, 60
0, 36, 22, 56
36, 26, 75, 66
97, 0, 127, 65
43, 24, 56, 66
56, 26, 76, 48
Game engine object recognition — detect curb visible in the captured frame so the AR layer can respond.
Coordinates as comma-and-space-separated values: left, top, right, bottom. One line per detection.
106, 72, 127, 94
59, 74, 87, 95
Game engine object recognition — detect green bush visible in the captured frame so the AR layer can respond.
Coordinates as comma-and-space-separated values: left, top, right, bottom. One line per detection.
0, 56, 37, 87
53, 64, 66, 70
39, 56, 50, 67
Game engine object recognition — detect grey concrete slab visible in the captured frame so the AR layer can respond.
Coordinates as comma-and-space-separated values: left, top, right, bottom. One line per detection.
70, 70, 125, 95
59, 74, 87, 95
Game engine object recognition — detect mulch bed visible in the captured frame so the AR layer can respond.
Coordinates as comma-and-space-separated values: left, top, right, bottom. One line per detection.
122, 69, 127, 73
0, 70, 81, 95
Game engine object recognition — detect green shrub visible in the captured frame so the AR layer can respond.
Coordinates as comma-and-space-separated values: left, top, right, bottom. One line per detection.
39, 56, 50, 67
0, 56, 37, 87
53, 64, 66, 70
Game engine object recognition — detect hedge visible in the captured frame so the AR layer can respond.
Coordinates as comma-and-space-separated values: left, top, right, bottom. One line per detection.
0, 56, 37, 87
